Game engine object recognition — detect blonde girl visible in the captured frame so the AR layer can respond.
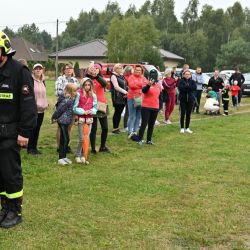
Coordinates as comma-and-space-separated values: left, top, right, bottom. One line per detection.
51, 83, 78, 165
73, 78, 97, 164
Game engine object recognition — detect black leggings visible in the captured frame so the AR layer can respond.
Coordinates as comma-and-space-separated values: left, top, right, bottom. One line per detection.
138, 108, 158, 142
58, 124, 69, 159
90, 116, 108, 149
113, 104, 125, 129
28, 112, 44, 151
180, 101, 193, 129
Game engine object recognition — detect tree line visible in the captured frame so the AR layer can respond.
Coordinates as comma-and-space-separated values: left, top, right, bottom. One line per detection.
3, 0, 250, 72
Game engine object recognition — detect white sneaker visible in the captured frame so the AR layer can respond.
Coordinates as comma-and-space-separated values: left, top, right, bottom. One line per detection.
180, 128, 185, 133
58, 159, 68, 165
166, 120, 172, 124
63, 158, 72, 164
120, 127, 128, 133
128, 132, 135, 139
75, 157, 82, 163
85, 160, 90, 165
185, 128, 193, 134
80, 157, 86, 164
155, 120, 160, 126
137, 140, 143, 146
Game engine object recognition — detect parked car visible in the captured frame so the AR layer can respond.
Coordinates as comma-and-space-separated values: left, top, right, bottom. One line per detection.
220, 70, 235, 79
241, 73, 250, 95
204, 72, 214, 78
176, 68, 209, 90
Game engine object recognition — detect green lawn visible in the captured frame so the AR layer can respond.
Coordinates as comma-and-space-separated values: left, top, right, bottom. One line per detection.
0, 81, 250, 249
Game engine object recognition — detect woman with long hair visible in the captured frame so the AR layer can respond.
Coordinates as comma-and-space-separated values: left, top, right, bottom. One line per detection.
86, 64, 110, 153
73, 78, 97, 164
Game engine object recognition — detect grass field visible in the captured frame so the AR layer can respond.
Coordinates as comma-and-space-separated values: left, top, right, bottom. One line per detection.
0, 81, 250, 249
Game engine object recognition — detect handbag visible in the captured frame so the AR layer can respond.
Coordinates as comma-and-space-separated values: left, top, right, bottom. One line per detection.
97, 101, 107, 113
133, 96, 142, 108
162, 88, 169, 102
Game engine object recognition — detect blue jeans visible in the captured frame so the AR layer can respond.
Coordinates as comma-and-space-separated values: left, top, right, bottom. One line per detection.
127, 99, 141, 134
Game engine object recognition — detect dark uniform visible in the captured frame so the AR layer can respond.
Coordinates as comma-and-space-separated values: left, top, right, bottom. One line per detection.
0, 57, 37, 228
221, 87, 230, 115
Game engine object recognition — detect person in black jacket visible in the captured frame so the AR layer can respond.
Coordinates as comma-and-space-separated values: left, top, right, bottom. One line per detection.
178, 70, 197, 134
229, 68, 245, 106
208, 70, 224, 107
0, 31, 37, 228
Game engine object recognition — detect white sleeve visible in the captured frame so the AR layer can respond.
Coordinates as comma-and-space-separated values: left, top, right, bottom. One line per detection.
111, 75, 127, 95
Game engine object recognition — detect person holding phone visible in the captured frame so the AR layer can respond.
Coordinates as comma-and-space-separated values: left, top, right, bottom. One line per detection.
137, 69, 161, 145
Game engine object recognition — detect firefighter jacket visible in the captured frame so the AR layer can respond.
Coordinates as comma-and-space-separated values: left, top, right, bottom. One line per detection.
0, 57, 37, 139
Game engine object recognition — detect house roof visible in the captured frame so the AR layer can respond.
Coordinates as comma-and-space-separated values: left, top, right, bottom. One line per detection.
11, 37, 48, 62
49, 39, 107, 58
159, 48, 184, 61
49, 39, 184, 61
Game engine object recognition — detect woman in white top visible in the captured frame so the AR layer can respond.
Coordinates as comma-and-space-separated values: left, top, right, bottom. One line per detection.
110, 64, 128, 134
55, 64, 79, 96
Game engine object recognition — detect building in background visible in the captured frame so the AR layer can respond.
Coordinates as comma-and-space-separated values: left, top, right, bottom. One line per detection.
49, 39, 184, 69
11, 37, 48, 62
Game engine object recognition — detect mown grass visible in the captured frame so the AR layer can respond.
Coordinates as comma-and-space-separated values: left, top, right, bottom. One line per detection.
0, 81, 250, 249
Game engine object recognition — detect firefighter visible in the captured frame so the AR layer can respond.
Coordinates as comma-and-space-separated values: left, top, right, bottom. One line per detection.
0, 31, 37, 228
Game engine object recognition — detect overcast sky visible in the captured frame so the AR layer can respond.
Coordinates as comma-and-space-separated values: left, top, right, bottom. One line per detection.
0, 0, 249, 37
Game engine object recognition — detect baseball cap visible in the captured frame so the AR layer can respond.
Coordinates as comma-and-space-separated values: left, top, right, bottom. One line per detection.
33, 63, 44, 69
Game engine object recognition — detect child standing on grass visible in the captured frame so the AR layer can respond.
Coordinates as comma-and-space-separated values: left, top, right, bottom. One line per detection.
52, 83, 78, 165
73, 78, 97, 165
230, 80, 241, 108
221, 84, 230, 116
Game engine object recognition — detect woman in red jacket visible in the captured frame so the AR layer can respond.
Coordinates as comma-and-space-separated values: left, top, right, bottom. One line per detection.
137, 69, 161, 145
127, 65, 147, 140
86, 64, 110, 153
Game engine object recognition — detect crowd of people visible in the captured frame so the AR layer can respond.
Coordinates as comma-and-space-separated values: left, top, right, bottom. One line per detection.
28, 62, 246, 166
